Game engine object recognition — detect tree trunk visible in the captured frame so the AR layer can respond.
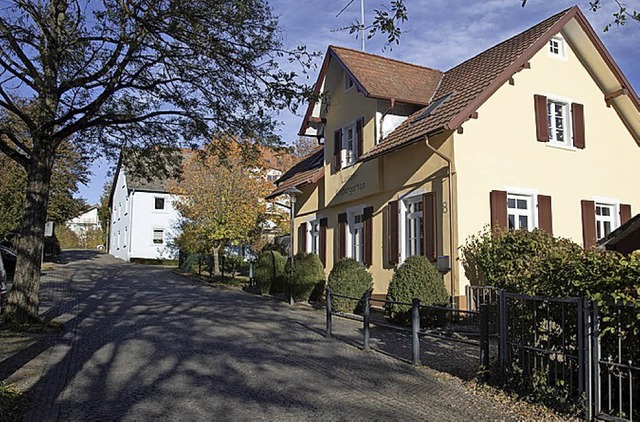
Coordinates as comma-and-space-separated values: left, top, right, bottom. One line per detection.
212, 245, 221, 276
5, 148, 55, 323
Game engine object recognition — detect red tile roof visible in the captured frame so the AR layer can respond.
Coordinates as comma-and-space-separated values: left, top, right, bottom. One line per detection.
330, 46, 443, 105
360, 7, 574, 160
266, 148, 324, 199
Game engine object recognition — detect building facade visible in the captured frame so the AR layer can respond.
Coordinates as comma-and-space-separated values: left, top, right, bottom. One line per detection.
108, 155, 180, 262
270, 7, 640, 307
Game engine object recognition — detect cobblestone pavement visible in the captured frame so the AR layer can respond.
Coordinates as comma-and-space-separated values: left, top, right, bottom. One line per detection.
20, 252, 521, 421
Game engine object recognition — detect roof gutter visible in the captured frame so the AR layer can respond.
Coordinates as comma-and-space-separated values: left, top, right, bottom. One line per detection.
423, 135, 457, 306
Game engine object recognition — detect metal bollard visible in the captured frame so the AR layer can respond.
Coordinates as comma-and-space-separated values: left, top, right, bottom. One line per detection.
363, 290, 371, 350
325, 288, 332, 338
479, 303, 490, 383
412, 298, 421, 365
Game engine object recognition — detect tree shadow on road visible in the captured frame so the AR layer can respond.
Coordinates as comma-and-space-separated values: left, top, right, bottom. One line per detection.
7, 252, 515, 421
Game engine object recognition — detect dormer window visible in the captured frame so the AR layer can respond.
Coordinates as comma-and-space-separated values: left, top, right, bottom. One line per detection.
333, 118, 364, 171
549, 35, 566, 59
345, 74, 355, 91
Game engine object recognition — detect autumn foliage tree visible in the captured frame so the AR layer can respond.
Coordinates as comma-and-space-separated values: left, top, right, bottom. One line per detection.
171, 141, 273, 275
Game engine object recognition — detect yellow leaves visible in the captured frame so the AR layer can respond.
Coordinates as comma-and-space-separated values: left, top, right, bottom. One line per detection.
169, 139, 272, 249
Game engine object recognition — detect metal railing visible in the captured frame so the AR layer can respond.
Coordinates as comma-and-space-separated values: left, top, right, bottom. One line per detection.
325, 288, 492, 380
466, 285, 497, 312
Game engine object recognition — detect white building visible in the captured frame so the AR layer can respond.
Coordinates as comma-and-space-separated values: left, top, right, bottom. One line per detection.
67, 206, 100, 236
108, 154, 181, 262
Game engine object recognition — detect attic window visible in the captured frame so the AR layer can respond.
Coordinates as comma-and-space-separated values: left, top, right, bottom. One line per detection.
412, 92, 455, 123
549, 35, 566, 59
345, 74, 355, 91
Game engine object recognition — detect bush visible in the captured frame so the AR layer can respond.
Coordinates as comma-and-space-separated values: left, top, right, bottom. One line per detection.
385, 255, 449, 323
254, 250, 285, 294
286, 252, 325, 303
327, 258, 373, 313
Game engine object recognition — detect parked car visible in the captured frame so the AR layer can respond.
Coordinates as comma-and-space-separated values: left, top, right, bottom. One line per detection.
0, 245, 16, 281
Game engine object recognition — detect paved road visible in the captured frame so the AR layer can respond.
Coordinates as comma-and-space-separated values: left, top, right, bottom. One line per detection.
23, 252, 516, 421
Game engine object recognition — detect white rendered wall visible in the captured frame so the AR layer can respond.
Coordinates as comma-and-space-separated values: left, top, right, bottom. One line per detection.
68, 208, 100, 236
109, 170, 131, 260
128, 191, 179, 260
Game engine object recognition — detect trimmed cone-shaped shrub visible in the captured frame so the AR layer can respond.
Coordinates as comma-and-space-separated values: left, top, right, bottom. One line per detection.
385, 255, 449, 324
286, 252, 325, 302
254, 250, 286, 294
327, 258, 373, 313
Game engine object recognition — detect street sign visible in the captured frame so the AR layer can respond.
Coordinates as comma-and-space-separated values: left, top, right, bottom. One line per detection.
44, 221, 54, 237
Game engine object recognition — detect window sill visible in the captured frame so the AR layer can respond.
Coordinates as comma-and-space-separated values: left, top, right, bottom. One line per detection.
545, 142, 577, 152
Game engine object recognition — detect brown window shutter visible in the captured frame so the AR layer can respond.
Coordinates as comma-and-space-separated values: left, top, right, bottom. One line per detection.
388, 201, 399, 265
422, 192, 437, 262
490, 190, 508, 231
333, 129, 342, 172
537, 195, 553, 235
319, 218, 328, 267
338, 213, 347, 260
363, 206, 373, 267
534, 94, 549, 142
298, 222, 307, 253
572, 103, 585, 149
356, 117, 364, 160
620, 204, 632, 225
581, 200, 596, 248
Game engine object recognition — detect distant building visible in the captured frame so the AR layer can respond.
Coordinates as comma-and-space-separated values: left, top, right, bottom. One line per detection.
108, 152, 183, 262
67, 206, 100, 236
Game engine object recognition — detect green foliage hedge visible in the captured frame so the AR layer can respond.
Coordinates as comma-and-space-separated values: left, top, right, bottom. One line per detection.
461, 227, 640, 363
287, 252, 325, 303
327, 258, 373, 313
385, 255, 449, 323
254, 250, 286, 294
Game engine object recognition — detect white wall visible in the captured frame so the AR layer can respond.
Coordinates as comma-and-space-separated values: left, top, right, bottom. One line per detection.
109, 169, 131, 260
67, 208, 100, 236
128, 191, 179, 260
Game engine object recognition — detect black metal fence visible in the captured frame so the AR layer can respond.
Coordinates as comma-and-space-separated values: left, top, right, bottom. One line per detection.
497, 290, 640, 421
325, 288, 492, 380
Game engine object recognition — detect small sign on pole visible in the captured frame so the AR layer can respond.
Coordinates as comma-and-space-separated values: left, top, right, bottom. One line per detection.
44, 221, 54, 237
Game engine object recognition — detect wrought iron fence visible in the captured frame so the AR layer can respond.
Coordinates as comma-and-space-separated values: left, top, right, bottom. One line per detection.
591, 302, 640, 421
466, 285, 497, 312
325, 289, 492, 379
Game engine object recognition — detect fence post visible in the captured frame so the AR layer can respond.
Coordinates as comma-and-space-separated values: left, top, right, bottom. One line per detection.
498, 290, 506, 370
591, 300, 601, 419
479, 303, 490, 383
363, 290, 371, 350
412, 298, 421, 366
325, 288, 332, 338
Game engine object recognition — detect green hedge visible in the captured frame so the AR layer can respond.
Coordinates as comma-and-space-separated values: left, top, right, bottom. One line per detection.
327, 258, 373, 313
286, 252, 325, 303
254, 251, 286, 294
385, 255, 449, 323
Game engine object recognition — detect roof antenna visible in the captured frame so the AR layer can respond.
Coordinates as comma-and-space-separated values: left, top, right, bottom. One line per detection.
336, 0, 366, 51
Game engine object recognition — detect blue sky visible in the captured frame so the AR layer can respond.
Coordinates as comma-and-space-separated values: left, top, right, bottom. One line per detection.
78, 0, 639, 204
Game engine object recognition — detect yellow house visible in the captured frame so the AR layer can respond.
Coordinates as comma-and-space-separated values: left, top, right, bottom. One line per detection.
268, 6, 640, 308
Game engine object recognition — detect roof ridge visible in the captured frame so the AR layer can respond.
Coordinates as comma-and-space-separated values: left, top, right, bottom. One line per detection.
329, 45, 443, 74
444, 7, 573, 74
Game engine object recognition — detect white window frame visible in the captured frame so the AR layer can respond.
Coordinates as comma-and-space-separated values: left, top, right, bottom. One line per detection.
548, 34, 567, 60
152, 228, 165, 245
341, 122, 357, 168
398, 191, 424, 264
504, 188, 539, 231
306, 218, 321, 255
593, 197, 620, 241
346, 205, 365, 263
546, 96, 573, 147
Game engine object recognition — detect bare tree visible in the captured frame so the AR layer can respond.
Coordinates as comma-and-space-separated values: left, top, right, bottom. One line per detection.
0, 0, 313, 322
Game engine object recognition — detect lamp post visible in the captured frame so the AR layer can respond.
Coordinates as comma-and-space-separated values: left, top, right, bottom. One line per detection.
284, 187, 302, 305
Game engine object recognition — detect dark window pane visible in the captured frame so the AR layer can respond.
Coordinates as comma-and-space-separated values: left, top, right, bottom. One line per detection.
517, 199, 527, 210
155, 198, 165, 210
508, 215, 515, 229
519, 216, 528, 229
508, 198, 516, 208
